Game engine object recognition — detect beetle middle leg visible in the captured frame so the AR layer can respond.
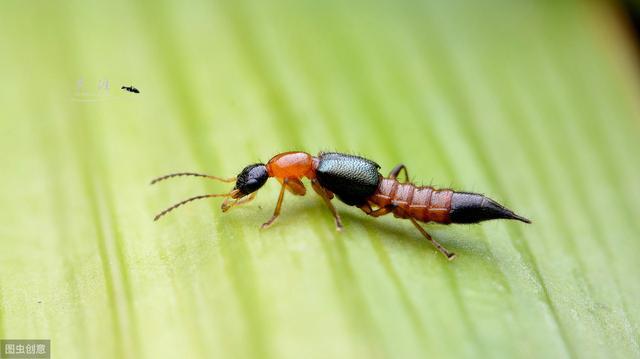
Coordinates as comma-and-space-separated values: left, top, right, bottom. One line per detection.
409, 218, 456, 260
311, 179, 343, 231
389, 164, 409, 182
261, 178, 289, 229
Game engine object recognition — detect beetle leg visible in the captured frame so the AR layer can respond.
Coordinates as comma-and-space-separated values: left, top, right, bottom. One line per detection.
388, 164, 409, 182
409, 217, 456, 260
261, 179, 288, 229
368, 206, 394, 217
280, 177, 306, 196
311, 179, 343, 231
221, 192, 256, 212
360, 202, 394, 217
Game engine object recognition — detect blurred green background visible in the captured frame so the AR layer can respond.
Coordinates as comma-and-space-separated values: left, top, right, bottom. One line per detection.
1, 0, 639, 358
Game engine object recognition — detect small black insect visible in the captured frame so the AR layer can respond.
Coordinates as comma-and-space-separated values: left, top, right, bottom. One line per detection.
121, 85, 140, 93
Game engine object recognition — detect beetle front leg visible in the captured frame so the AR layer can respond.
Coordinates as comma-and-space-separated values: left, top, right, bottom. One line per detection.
261, 179, 288, 229
221, 192, 256, 212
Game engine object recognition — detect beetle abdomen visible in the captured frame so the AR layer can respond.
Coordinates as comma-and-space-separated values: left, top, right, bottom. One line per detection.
449, 192, 531, 224
316, 152, 381, 206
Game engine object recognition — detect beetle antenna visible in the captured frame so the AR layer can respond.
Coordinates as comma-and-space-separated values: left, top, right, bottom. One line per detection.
150, 172, 236, 185
154, 193, 231, 221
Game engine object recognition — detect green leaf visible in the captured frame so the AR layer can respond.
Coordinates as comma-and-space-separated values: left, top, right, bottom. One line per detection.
1, 0, 639, 358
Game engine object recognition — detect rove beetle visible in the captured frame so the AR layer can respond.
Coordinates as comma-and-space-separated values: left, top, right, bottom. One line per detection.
151, 151, 530, 260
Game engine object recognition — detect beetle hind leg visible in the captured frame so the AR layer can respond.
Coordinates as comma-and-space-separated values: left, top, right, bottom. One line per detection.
359, 202, 395, 218
409, 218, 456, 260
388, 164, 409, 182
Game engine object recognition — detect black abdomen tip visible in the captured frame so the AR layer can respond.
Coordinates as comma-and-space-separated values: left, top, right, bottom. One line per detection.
450, 192, 531, 224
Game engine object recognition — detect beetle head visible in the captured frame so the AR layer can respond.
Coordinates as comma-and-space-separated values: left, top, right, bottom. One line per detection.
232, 163, 269, 198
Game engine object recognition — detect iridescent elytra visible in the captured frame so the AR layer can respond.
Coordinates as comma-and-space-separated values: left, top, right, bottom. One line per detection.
151, 151, 530, 260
